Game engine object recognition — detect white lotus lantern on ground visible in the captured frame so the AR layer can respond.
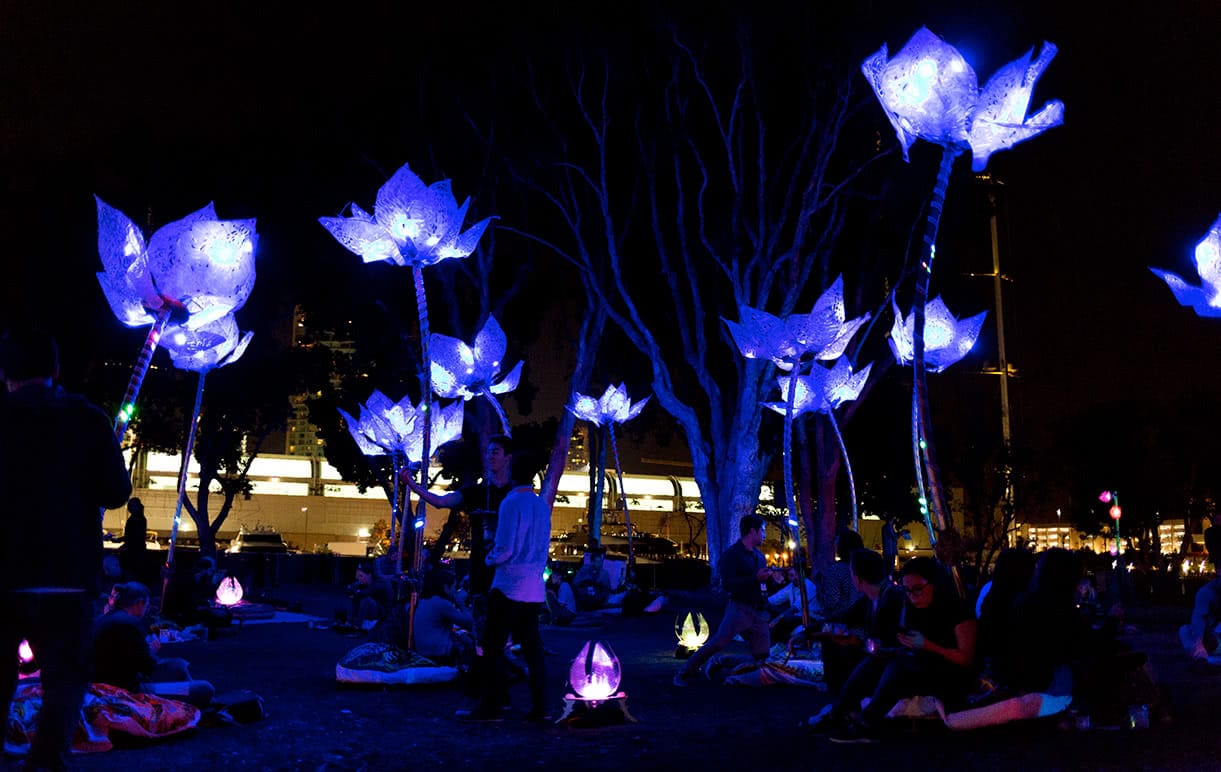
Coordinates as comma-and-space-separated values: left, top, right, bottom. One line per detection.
863, 27, 1062, 549
95, 197, 257, 441
675, 611, 710, 657
215, 575, 244, 606
1151, 214, 1221, 318
567, 384, 650, 569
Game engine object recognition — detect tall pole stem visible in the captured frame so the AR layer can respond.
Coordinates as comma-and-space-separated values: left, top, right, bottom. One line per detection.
913, 146, 960, 541
607, 425, 635, 582
781, 368, 811, 629
161, 370, 207, 612
410, 266, 432, 578
827, 409, 858, 532
480, 387, 512, 437
114, 306, 173, 443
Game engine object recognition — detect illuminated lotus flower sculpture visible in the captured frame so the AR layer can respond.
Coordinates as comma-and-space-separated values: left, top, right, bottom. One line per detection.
159, 314, 254, 586
888, 297, 986, 373
567, 384, 650, 568
862, 26, 1064, 171
675, 611, 710, 656
765, 359, 873, 529
724, 276, 869, 369
319, 163, 492, 268
321, 163, 494, 578
863, 28, 1061, 546
431, 315, 521, 435
96, 196, 257, 441
568, 640, 622, 703
339, 391, 464, 538
1150, 214, 1221, 318
215, 576, 244, 606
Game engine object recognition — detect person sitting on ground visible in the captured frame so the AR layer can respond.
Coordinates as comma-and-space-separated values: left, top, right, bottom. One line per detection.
1180, 526, 1221, 664
823, 557, 977, 743
346, 562, 393, 632
816, 529, 865, 622
413, 568, 475, 667
544, 568, 577, 625
807, 549, 904, 699
92, 582, 214, 707
974, 548, 1036, 677
573, 547, 615, 611
768, 565, 820, 642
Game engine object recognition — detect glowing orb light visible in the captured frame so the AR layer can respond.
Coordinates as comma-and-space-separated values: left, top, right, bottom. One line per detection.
861, 27, 1064, 171
18, 639, 34, 664
569, 640, 622, 702
889, 296, 986, 372
318, 163, 493, 268
215, 575, 244, 606
724, 276, 870, 369
1150, 214, 1221, 318
675, 611, 710, 652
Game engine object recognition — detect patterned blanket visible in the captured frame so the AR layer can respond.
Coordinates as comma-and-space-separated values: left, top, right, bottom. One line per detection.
5, 682, 200, 755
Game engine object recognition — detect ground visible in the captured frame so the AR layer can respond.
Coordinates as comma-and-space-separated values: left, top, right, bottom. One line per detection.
18, 582, 1221, 771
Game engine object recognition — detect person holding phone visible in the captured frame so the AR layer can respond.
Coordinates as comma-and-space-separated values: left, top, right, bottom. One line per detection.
826, 557, 977, 743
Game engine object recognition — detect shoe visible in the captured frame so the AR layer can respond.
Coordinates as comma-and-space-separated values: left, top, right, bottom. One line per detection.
673, 671, 691, 687
829, 718, 878, 744
803, 704, 838, 735
455, 707, 504, 723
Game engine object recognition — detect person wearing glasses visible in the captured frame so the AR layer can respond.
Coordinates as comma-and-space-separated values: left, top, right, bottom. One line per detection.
823, 556, 977, 743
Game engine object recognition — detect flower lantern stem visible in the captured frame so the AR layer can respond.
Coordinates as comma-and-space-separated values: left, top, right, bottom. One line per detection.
826, 409, 859, 532
911, 383, 934, 545
588, 424, 608, 548
479, 386, 512, 438
781, 364, 811, 629
113, 306, 174, 443
912, 145, 961, 542
607, 425, 635, 579
161, 370, 207, 612
406, 265, 432, 577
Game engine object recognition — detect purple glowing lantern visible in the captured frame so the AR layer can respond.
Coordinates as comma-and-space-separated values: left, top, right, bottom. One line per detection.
568, 640, 622, 703
215, 576, 244, 607
863, 27, 1062, 546
1150, 214, 1221, 318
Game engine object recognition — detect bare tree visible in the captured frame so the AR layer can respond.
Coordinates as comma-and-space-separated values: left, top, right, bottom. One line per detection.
510, 35, 884, 572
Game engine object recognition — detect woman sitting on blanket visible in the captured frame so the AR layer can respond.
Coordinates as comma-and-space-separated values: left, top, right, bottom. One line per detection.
92, 582, 215, 707
819, 557, 977, 744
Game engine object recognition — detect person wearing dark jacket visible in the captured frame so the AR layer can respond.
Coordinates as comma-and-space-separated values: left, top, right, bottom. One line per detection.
674, 515, 780, 686
0, 329, 132, 770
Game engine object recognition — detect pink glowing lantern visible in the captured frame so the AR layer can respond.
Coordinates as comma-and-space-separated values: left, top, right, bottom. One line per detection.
1099, 491, 1113, 504
18, 639, 34, 664
1110, 505, 1122, 520
215, 576, 244, 606
569, 640, 622, 702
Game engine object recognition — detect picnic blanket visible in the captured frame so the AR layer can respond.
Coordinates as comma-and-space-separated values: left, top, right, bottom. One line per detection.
5, 682, 200, 756
884, 692, 1072, 730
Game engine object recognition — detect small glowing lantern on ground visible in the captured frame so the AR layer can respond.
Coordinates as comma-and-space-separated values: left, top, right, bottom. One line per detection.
215, 576, 244, 606
558, 640, 636, 727
675, 611, 710, 658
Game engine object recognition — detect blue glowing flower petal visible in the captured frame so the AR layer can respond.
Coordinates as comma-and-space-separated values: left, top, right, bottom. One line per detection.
430, 333, 476, 399
438, 216, 494, 261
407, 400, 466, 463
624, 394, 650, 423
862, 27, 978, 160
568, 393, 603, 425
161, 314, 251, 372
968, 42, 1064, 171
338, 407, 385, 456
472, 315, 508, 376
600, 384, 630, 421
489, 360, 523, 395
726, 306, 789, 360
95, 196, 148, 280
96, 272, 154, 328
319, 215, 404, 265
1150, 216, 1221, 318
1193, 216, 1221, 289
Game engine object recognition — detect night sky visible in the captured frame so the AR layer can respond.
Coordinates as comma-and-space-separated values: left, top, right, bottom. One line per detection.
2, 1, 1219, 511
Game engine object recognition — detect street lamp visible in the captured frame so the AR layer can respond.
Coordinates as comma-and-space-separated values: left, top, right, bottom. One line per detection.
1100, 490, 1122, 557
